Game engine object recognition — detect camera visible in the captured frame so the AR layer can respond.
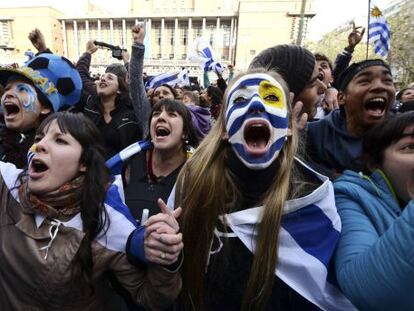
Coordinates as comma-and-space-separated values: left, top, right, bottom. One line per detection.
93, 41, 126, 60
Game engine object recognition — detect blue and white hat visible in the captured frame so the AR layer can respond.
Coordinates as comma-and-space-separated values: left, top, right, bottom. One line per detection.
0, 54, 82, 112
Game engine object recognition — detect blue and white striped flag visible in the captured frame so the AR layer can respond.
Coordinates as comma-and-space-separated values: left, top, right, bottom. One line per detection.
188, 37, 223, 75
106, 140, 152, 175
145, 69, 190, 90
368, 6, 391, 58
168, 157, 356, 310
177, 69, 190, 87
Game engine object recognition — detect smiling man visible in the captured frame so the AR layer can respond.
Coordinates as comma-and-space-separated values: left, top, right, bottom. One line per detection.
306, 59, 395, 179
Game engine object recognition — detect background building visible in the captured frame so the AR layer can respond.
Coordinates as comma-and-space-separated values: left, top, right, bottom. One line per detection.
0, 0, 315, 82
0, 6, 64, 64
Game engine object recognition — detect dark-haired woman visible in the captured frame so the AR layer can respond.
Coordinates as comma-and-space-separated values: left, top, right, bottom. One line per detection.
334, 112, 414, 310
0, 112, 181, 310
123, 98, 198, 228
77, 40, 141, 159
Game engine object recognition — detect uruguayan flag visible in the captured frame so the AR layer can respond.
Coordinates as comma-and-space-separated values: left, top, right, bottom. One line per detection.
188, 37, 223, 75
0, 161, 137, 253
167, 157, 356, 310
106, 140, 152, 175
368, 6, 391, 58
177, 69, 190, 87
145, 69, 189, 90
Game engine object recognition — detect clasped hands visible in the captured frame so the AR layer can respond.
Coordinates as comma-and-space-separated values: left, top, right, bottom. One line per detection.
144, 198, 183, 266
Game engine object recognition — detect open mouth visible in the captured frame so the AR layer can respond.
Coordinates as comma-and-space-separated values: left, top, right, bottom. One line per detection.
317, 72, 325, 81
364, 97, 387, 117
98, 82, 108, 88
155, 126, 171, 137
243, 120, 271, 155
30, 159, 49, 174
3, 102, 20, 117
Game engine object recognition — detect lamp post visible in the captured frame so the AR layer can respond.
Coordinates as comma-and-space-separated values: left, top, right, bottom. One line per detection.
296, 0, 307, 45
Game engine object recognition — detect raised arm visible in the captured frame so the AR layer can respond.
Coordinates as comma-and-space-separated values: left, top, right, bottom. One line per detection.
28, 28, 52, 55
129, 22, 151, 137
332, 22, 365, 85
75, 40, 99, 97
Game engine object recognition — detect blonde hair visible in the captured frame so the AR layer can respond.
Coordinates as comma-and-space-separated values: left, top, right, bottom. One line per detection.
176, 70, 299, 310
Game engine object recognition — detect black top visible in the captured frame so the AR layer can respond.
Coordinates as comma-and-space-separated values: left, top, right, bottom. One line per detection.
82, 95, 142, 159
124, 151, 183, 225
0, 124, 36, 169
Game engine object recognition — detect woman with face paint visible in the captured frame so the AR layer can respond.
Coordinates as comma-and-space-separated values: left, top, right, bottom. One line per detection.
0, 111, 181, 310
0, 53, 82, 169
171, 70, 354, 310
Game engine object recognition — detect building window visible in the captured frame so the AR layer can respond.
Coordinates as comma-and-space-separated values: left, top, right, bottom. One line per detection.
181, 26, 187, 45
0, 21, 12, 46
154, 27, 161, 45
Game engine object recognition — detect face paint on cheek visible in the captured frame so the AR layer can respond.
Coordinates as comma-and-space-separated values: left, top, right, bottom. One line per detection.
15, 83, 38, 113
27, 143, 37, 165
225, 74, 289, 170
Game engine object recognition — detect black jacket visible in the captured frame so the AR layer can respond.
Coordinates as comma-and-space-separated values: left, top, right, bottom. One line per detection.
82, 95, 142, 159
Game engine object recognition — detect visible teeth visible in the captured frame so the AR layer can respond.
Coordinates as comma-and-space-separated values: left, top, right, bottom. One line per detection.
369, 97, 385, 102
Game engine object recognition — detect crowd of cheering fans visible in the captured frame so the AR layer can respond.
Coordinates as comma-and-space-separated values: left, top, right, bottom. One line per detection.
0, 21, 414, 310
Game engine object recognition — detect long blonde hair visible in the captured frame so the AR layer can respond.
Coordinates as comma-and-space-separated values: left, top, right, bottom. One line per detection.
176, 70, 299, 310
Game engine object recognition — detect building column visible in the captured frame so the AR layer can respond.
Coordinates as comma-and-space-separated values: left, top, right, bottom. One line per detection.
174, 18, 179, 60
187, 18, 192, 55
73, 20, 79, 59
110, 19, 114, 44
233, 18, 239, 65
85, 20, 90, 42
122, 19, 127, 47
215, 17, 221, 59
146, 18, 152, 58
229, 18, 234, 62
202, 18, 206, 37
161, 18, 165, 59
97, 19, 102, 63
62, 21, 68, 57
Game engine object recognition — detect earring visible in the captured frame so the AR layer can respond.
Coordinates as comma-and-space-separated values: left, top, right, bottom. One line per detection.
183, 138, 194, 158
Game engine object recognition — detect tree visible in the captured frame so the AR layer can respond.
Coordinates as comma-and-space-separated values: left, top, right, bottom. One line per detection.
387, 1, 414, 85
305, 23, 376, 64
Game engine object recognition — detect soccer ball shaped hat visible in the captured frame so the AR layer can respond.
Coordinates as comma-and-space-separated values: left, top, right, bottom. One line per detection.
0, 54, 82, 112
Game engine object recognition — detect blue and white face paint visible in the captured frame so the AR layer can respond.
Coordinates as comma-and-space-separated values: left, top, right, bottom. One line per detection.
1, 82, 38, 113
225, 73, 289, 170
16, 83, 38, 112
1, 79, 46, 132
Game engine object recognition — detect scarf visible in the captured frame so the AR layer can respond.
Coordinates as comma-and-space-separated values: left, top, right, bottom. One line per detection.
18, 175, 85, 219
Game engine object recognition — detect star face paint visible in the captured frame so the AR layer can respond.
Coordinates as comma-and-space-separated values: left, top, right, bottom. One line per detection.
225, 73, 289, 169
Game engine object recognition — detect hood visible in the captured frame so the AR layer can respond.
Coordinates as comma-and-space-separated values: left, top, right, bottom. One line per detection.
335, 169, 399, 208
187, 104, 212, 141
323, 109, 354, 137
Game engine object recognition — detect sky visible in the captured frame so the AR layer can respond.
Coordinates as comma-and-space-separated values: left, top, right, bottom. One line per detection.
307, 0, 397, 40
0, 0, 397, 41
